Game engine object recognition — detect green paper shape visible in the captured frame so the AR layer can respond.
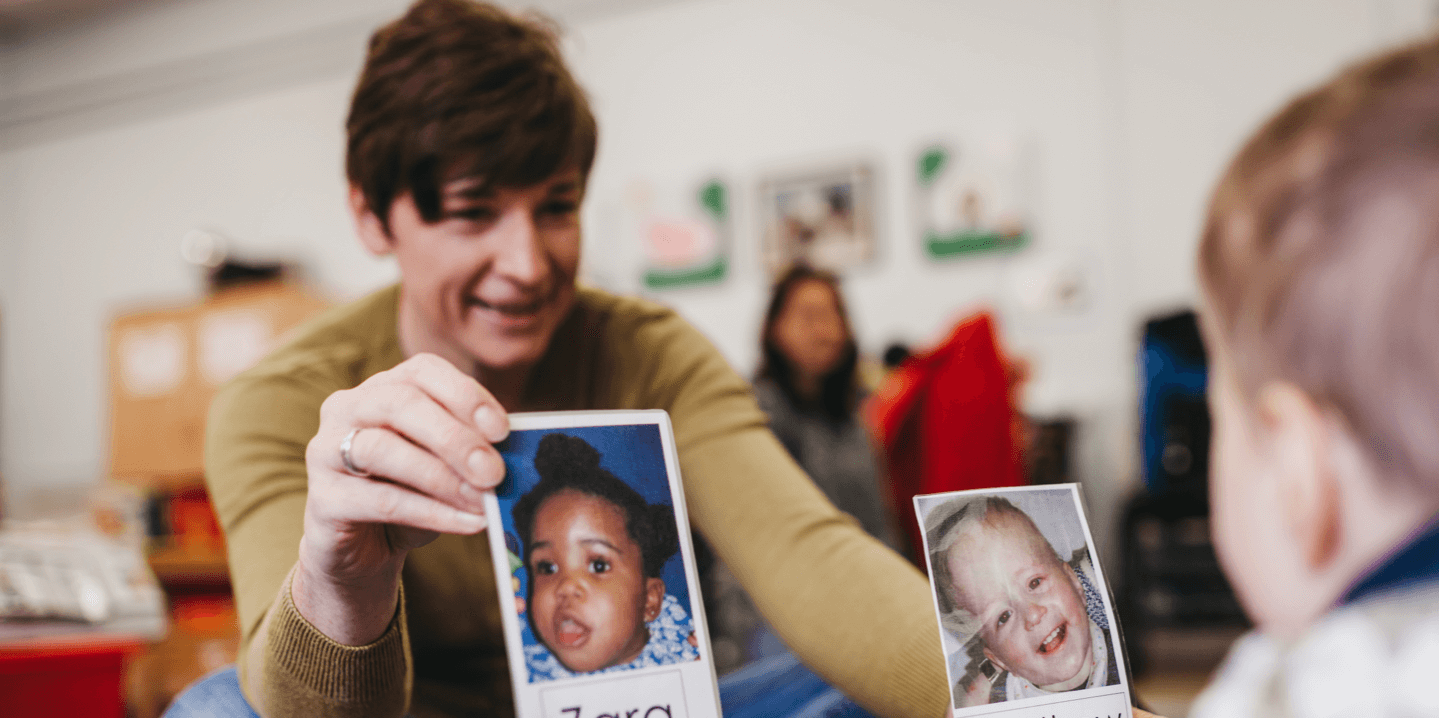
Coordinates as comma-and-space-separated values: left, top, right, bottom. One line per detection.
644, 256, 728, 290
918, 147, 948, 186
925, 229, 1029, 259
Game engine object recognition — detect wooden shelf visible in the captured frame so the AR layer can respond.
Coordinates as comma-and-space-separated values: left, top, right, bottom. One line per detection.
147, 548, 229, 587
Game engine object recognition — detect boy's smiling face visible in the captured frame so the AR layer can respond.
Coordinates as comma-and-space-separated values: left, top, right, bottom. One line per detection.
528, 489, 664, 673
946, 512, 1093, 690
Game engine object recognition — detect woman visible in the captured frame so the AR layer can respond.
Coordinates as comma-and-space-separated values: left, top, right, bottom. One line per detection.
755, 265, 899, 549
190, 2, 945, 717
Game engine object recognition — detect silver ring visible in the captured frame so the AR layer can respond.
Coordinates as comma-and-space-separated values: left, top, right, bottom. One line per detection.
339, 428, 370, 477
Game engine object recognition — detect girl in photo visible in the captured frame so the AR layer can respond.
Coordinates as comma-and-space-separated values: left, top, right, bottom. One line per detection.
512, 433, 698, 679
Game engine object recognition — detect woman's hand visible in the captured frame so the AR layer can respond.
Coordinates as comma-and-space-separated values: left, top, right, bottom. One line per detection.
292, 353, 511, 645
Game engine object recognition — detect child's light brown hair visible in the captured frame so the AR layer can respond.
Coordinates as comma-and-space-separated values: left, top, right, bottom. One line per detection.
1199, 35, 1439, 491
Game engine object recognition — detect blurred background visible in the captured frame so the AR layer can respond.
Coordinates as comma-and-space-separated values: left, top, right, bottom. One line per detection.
0, 0, 1436, 715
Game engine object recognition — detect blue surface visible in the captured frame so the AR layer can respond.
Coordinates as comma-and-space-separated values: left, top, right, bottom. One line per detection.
168, 657, 876, 718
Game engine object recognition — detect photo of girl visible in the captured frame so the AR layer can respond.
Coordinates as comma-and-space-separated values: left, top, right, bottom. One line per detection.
916, 486, 1128, 713
496, 425, 701, 683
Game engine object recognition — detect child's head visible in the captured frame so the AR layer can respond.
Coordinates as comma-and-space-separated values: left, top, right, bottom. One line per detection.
1199, 37, 1439, 637
512, 433, 680, 673
927, 497, 1093, 691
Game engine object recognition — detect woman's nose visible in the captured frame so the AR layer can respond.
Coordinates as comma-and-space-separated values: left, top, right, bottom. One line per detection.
492, 208, 546, 285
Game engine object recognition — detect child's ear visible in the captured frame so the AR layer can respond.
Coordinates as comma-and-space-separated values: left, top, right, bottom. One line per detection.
1257, 381, 1341, 570
643, 578, 665, 623
350, 185, 395, 257
981, 646, 1010, 675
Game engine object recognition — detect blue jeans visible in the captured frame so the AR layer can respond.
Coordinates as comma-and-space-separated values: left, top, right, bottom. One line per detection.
165, 654, 876, 718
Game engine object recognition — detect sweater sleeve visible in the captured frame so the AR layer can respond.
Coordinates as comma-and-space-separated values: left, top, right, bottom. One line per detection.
627, 312, 949, 718
206, 359, 411, 717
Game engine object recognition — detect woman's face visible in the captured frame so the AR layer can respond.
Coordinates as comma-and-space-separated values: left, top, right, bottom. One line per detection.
355, 171, 583, 378
527, 489, 663, 673
771, 279, 849, 382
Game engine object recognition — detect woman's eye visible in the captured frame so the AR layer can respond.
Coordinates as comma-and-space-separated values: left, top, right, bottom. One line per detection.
534, 560, 557, 576
588, 558, 610, 573
449, 206, 497, 223
539, 201, 578, 216
997, 610, 1011, 627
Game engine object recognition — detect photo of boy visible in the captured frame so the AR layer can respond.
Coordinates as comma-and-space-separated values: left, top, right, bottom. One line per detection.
502, 429, 700, 682
920, 489, 1121, 709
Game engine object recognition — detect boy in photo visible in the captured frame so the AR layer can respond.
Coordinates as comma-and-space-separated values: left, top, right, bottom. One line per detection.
926, 495, 1118, 708
1184, 34, 1439, 718
512, 433, 699, 680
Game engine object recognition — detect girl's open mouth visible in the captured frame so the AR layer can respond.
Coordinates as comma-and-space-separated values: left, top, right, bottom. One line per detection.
554, 615, 590, 648
1037, 623, 1067, 654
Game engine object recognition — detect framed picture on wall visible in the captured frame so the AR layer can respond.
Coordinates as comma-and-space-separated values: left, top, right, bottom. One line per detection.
916, 137, 1031, 260
759, 162, 877, 274
632, 177, 731, 291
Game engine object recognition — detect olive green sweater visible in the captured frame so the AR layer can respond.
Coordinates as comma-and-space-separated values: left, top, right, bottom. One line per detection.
205, 285, 946, 718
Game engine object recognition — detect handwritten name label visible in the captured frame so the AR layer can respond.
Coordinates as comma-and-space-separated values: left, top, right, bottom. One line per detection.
540, 670, 689, 718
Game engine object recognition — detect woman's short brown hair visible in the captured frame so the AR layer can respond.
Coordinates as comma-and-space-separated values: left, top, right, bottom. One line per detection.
346, 0, 597, 228
1200, 35, 1439, 489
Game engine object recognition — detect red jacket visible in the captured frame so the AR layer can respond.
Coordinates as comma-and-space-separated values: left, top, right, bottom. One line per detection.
866, 311, 1025, 562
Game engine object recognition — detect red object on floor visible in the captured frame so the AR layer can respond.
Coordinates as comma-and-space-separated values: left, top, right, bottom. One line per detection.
868, 311, 1026, 562
0, 635, 143, 718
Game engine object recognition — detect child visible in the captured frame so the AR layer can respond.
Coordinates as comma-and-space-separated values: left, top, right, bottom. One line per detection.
512, 433, 699, 679
926, 496, 1118, 707
1184, 35, 1439, 718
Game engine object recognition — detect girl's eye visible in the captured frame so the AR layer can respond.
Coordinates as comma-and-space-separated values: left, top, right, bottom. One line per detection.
1029, 577, 1043, 590
996, 610, 1012, 627
534, 560, 557, 576
588, 558, 610, 573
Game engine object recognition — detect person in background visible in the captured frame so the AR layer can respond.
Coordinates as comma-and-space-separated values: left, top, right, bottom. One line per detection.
755, 264, 900, 550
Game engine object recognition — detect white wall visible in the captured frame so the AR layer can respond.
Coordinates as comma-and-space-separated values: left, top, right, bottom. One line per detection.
0, 0, 1433, 547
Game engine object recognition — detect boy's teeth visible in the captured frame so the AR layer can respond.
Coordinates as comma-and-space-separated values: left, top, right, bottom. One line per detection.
1040, 625, 1064, 653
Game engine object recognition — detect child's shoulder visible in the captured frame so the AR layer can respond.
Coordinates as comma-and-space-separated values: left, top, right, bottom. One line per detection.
1192, 581, 1439, 718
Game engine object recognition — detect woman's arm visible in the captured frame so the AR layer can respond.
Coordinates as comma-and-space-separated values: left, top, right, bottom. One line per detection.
207, 353, 508, 718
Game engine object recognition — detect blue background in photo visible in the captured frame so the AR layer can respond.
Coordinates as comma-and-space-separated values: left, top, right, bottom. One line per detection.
493, 423, 692, 655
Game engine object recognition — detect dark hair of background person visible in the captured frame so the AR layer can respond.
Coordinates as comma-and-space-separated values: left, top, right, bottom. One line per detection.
512, 433, 680, 581
757, 265, 862, 422
346, 0, 598, 230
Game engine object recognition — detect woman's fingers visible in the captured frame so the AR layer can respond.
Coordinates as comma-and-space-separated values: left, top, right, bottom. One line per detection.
385, 353, 510, 442
343, 427, 489, 513
327, 473, 487, 535
345, 382, 506, 490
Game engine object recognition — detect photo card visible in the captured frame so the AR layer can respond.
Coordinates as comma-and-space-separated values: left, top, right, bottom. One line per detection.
485, 410, 722, 718
915, 485, 1131, 718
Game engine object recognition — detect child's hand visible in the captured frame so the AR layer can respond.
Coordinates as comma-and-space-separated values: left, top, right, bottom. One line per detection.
688, 631, 698, 647
1132, 709, 1168, 718
513, 576, 525, 615
957, 672, 992, 708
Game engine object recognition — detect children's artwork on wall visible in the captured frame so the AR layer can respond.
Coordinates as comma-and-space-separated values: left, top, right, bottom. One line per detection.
917, 138, 1030, 260
759, 162, 877, 273
629, 178, 730, 291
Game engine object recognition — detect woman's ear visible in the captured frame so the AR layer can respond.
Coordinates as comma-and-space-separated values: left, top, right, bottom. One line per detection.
350, 185, 395, 257
643, 578, 665, 622
1256, 381, 1341, 571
